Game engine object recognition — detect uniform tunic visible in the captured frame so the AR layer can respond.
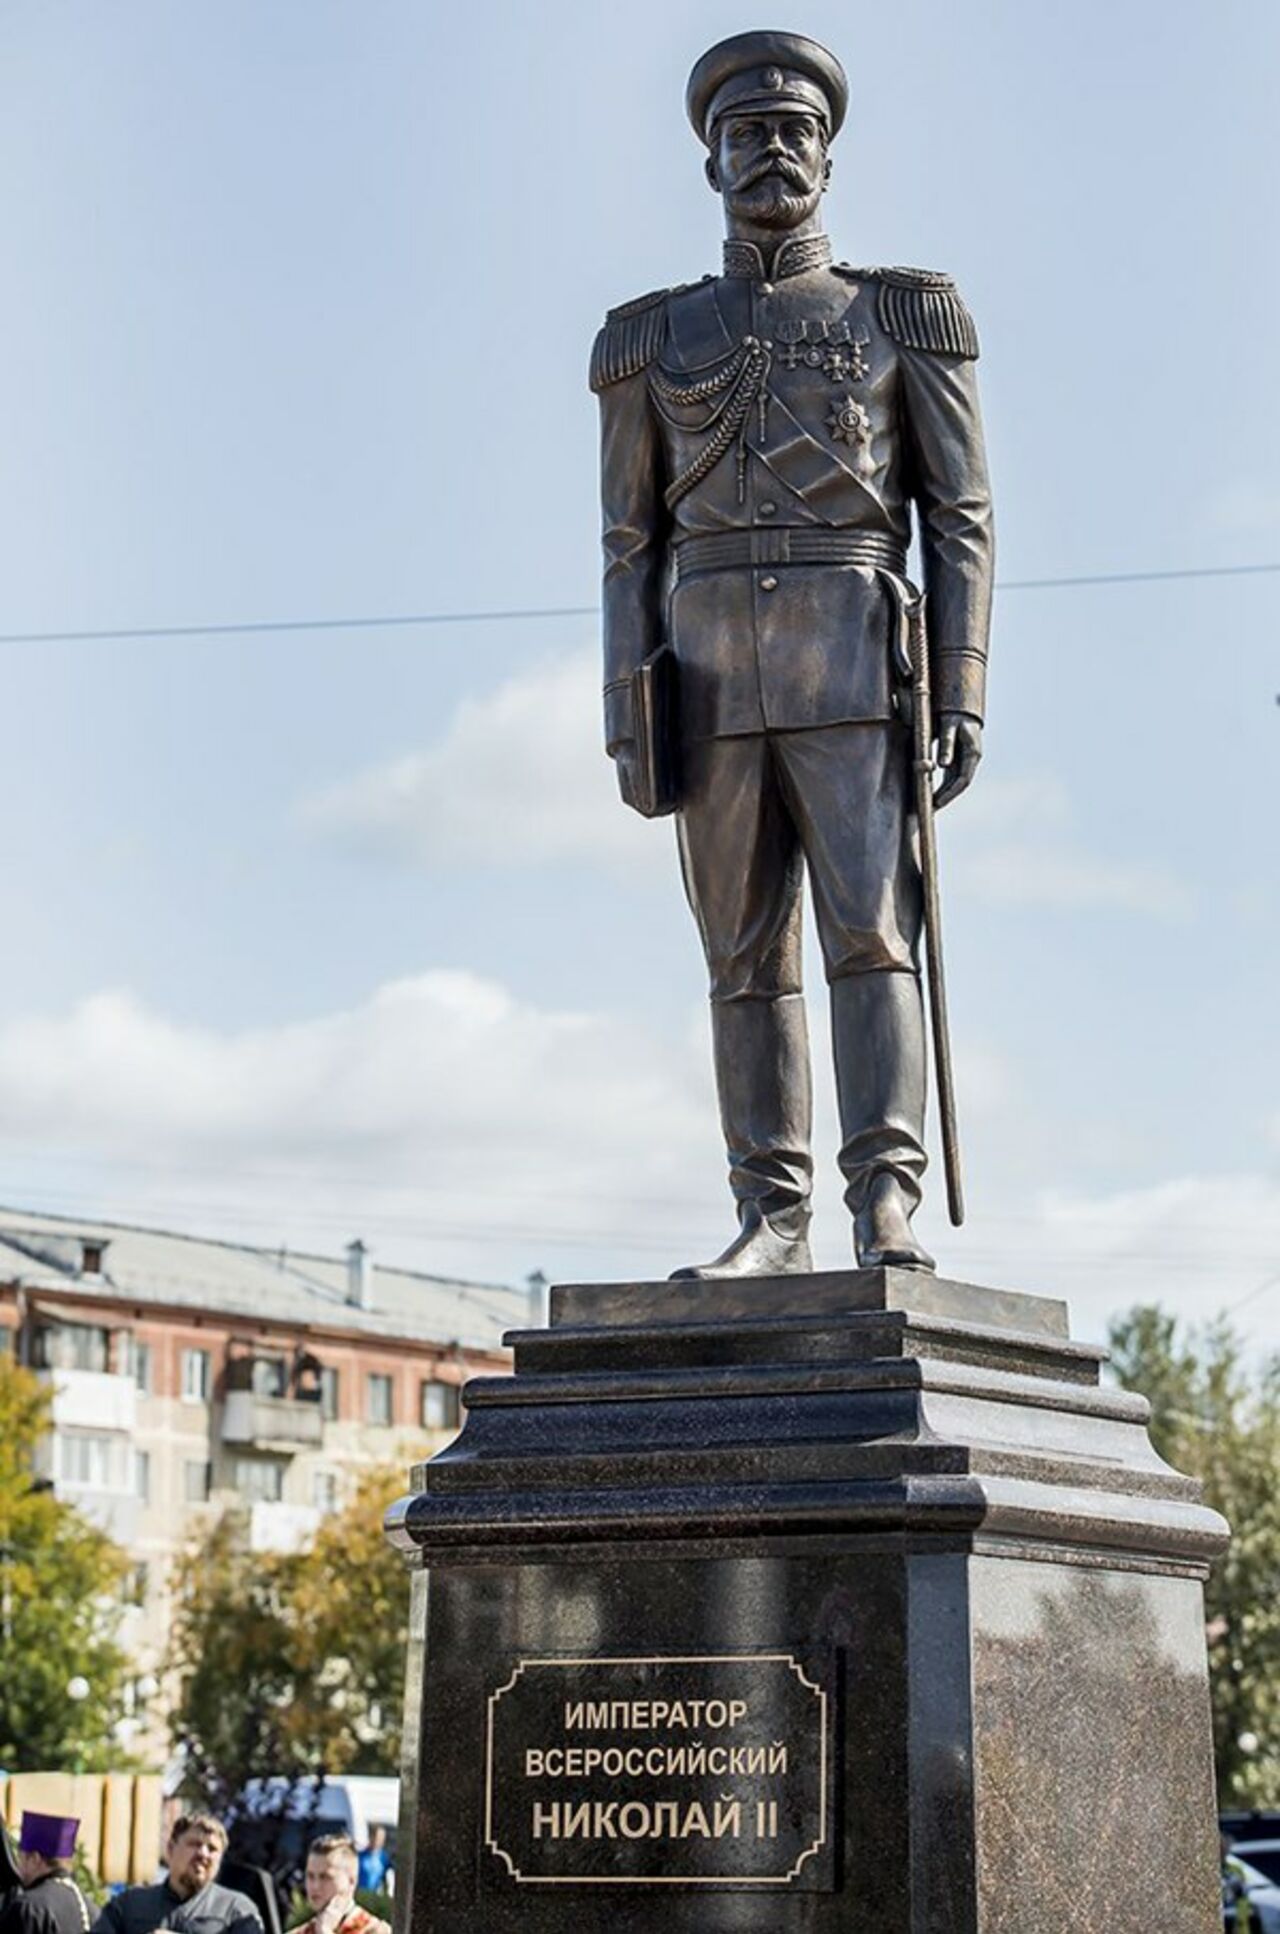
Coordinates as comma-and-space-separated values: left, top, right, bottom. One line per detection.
593, 236, 994, 991
592, 234, 994, 748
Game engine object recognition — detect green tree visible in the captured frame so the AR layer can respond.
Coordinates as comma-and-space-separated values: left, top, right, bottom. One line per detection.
1109, 1304, 1280, 1806
288, 1467, 410, 1770
170, 1466, 408, 1810
0, 1355, 132, 1769
168, 1514, 309, 1813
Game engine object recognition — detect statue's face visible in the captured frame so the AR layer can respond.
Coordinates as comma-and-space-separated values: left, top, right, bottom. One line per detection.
709, 109, 828, 229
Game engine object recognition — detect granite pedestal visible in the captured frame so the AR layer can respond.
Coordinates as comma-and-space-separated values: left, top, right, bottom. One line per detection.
386, 1269, 1228, 1931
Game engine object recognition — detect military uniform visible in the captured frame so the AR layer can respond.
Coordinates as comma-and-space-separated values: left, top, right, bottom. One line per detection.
0, 1874, 91, 1934
592, 33, 994, 1266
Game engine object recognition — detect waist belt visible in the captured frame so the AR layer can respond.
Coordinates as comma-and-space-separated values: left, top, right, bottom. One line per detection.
673, 529, 908, 579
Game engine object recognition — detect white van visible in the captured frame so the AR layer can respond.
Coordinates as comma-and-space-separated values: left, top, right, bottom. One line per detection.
237, 1775, 400, 1869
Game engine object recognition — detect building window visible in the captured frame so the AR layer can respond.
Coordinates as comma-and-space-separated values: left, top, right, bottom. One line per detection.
181, 1347, 211, 1402
81, 1241, 104, 1277
130, 1340, 153, 1395
231, 1456, 285, 1503
366, 1373, 393, 1427
135, 1449, 151, 1503
319, 1366, 340, 1421
184, 1459, 212, 1504
313, 1470, 339, 1514
57, 1431, 116, 1490
420, 1379, 461, 1432
124, 1561, 149, 1607
37, 1322, 109, 1373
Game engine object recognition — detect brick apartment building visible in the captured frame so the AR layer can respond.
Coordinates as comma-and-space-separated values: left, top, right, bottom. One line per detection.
0, 1205, 520, 1761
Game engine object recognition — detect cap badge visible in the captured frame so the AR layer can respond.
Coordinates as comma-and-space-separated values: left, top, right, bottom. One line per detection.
761, 65, 785, 90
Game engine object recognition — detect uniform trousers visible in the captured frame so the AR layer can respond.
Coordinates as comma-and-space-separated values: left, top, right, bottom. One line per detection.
675, 720, 928, 1223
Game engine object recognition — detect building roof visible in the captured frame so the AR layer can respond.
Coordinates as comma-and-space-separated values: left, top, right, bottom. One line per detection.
0, 1204, 521, 1354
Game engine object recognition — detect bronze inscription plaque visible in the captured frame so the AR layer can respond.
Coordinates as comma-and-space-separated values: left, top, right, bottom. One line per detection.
484, 1652, 831, 1888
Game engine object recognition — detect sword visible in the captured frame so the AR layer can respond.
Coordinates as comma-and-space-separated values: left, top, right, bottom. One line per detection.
906, 592, 965, 1227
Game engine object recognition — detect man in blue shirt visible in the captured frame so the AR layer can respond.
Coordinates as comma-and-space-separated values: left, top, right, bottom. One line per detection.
353, 1833, 388, 1899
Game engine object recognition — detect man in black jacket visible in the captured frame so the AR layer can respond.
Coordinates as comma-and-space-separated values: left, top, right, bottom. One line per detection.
91, 1818, 260, 1934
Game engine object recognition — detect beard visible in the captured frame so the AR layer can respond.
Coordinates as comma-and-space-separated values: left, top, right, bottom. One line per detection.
724, 173, 823, 231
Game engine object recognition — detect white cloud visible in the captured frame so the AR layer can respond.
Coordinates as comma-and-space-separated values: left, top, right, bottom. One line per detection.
1, 977, 1276, 1349
948, 772, 1191, 919
302, 659, 1190, 920
299, 648, 664, 871
952, 1172, 1280, 1351
955, 843, 1191, 918
953, 772, 1073, 836
1204, 480, 1280, 535
0, 974, 725, 1280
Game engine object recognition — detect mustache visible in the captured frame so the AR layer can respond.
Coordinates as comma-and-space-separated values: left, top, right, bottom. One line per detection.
738, 156, 811, 192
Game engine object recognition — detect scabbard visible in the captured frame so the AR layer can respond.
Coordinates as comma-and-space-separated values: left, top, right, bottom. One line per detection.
878, 571, 965, 1228
909, 596, 965, 1227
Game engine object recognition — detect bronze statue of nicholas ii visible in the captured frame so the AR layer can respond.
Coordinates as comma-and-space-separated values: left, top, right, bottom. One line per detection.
591, 30, 994, 1279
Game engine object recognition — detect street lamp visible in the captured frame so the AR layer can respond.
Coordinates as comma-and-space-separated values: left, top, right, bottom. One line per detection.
65, 1675, 90, 1776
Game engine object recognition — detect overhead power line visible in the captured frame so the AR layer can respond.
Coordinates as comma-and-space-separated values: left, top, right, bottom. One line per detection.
7, 1173, 1280, 1276
997, 561, 1280, 590
0, 604, 600, 648
1224, 1269, 1280, 1317
0, 559, 1275, 648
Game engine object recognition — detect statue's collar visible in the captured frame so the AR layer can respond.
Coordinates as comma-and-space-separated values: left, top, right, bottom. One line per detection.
722, 233, 833, 281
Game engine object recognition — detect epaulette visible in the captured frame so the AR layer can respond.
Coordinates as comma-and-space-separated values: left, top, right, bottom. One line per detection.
590, 287, 670, 393
872, 265, 979, 360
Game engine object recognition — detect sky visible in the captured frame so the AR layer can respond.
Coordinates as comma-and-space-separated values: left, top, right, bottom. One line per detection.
0, 0, 1277, 1351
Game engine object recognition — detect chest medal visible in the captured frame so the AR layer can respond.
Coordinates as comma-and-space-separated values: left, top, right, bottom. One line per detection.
827, 392, 872, 459
774, 318, 869, 382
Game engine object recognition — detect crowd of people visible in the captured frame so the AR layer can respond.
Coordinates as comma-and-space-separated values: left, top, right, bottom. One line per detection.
0, 1813, 391, 1934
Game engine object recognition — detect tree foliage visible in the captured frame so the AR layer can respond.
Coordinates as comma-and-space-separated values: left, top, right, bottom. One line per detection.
170, 1466, 409, 1812
0, 1355, 132, 1769
1109, 1304, 1280, 1806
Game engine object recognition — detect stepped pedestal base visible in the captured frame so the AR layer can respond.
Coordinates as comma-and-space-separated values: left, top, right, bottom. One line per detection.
387, 1269, 1228, 1932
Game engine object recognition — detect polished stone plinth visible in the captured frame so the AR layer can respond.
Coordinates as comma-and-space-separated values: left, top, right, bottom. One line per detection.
387, 1268, 1228, 1931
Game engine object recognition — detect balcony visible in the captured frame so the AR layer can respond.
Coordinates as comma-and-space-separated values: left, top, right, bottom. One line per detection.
221, 1391, 324, 1452
246, 1501, 321, 1554
40, 1368, 137, 1435
53, 1484, 141, 1545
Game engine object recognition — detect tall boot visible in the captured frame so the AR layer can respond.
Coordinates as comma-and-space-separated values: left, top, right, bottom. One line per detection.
671, 993, 814, 1280
830, 970, 933, 1271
